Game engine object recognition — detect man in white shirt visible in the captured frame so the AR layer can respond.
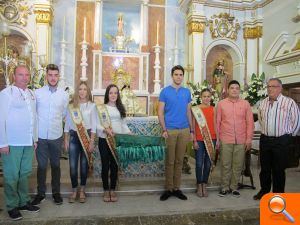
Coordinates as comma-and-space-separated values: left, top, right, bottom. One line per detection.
31, 64, 69, 205
0, 65, 40, 220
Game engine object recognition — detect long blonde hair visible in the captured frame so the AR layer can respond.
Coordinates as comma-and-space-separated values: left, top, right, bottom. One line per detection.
71, 81, 93, 107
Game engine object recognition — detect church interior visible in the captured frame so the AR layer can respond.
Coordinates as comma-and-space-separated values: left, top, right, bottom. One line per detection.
0, 0, 300, 224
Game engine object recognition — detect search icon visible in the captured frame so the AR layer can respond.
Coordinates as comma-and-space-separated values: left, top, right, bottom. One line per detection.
268, 195, 295, 223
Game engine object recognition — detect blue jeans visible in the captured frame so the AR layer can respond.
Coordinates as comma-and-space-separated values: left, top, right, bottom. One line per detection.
195, 140, 216, 184
69, 130, 88, 189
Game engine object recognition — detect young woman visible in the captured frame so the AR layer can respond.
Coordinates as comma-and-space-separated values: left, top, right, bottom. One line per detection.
192, 88, 216, 197
97, 84, 131, 202
64, 81, 97, 203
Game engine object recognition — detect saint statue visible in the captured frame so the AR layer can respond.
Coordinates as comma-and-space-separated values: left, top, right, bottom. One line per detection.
213, 60, 228, 99
117, 14, 124, 36
112, 66, 144, 116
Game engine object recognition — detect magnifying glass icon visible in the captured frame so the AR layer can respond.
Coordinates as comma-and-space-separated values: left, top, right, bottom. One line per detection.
268, 195, 295, 223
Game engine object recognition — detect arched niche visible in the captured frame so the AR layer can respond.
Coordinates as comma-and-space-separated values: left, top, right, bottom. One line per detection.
203, 39, 245, 84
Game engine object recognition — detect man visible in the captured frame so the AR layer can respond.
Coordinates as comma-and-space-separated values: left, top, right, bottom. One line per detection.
158, 65, 193, 201
32, 64, 69, 205
0, 65, 40, 220
253, 78, 300, 200
216, 80, 254, 197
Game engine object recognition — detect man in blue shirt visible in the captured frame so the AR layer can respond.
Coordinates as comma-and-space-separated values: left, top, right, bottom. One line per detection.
158, 65, 193, 201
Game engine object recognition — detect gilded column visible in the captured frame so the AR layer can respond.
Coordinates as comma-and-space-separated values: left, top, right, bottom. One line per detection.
243, 23, 263, 82
187, 15, 206, 84
34, 1, 53, 64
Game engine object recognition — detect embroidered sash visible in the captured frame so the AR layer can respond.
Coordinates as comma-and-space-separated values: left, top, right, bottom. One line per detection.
96, 104, 119, 167
191, 106, 215, 163
68, 105, 93, 168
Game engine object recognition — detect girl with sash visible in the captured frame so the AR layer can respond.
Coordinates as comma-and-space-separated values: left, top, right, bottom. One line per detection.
192, 88, 216, 197
64, 81, 97, 203
97, 84, 131, 202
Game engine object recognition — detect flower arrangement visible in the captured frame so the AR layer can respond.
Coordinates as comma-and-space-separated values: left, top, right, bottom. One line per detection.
187, 80, 219, 106
242, 73, 267, 106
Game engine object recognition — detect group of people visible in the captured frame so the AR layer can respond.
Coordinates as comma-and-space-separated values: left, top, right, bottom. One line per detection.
0, 64, 299, 221
158, 65, 300, 201
0, 64, 130, 220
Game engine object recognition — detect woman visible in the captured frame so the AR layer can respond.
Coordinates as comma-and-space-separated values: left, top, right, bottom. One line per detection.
192, 88, 216, 197
97, 84, 131, 202
64, 81, 97, 203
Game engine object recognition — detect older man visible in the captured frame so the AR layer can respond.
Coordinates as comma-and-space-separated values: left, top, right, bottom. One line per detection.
0, 65, 39, 220
32, 64, 69, 205
253, 78, 300, 200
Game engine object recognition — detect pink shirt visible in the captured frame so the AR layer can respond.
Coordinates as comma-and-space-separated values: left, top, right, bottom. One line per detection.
216, 98, 254, 144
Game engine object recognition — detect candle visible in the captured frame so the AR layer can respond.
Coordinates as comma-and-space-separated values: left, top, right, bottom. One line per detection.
175, 23, 178, 48
62, 16, 66, 41
83, 17, 87, 41
156, 21, 159, 45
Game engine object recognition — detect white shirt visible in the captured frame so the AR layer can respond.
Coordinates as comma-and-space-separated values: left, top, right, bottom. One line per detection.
35, 85, 69, 140
0, 86, 38, 147
64, 102, 97, 133
97, 105, 131, 138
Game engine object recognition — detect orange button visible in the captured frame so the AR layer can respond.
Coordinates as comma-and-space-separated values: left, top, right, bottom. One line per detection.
260, 193, 300, 225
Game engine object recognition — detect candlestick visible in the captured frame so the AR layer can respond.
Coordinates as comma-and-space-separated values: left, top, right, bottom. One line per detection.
156, 21, 159, 45
175, 24, 178, 48
62, 16, 66, 41
83, 17, 87, 41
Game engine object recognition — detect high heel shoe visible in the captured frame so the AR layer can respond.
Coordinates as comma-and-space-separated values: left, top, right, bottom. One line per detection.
68, 192, 77, 203
202, 183, 208, 197
196, 184, 203, 197
79, 190, 86, 203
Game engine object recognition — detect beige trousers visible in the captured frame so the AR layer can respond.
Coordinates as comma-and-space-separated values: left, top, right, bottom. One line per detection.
165, 128, 190, 190
220, 142, 245, 191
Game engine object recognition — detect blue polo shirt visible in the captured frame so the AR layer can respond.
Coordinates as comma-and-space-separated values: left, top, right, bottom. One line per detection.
159, 85, 191, 130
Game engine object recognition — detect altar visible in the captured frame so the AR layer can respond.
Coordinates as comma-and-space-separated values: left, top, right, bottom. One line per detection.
93, 116, 165, 178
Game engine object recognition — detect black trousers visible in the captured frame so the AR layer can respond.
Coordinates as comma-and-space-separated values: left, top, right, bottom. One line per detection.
98, 138, 118, 191
259, 134, 291, 193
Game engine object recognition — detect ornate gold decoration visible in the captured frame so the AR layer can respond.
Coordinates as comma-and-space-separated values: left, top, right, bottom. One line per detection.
243, 26, 263, 39
112, 66, 132, 90
291, 39, 300, 52
34, 9, 52, 24
188, 21, 205, 35
0, 0, 32, 26
208, 13, 240, 40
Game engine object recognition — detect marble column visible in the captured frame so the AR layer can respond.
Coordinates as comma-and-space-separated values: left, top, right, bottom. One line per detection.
94, 0, 103, 46
243, 23, 263, 84
140, 0, 149, 51
34, 0, 53, 65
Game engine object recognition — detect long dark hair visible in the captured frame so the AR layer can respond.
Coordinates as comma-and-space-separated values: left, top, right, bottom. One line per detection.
104, 84, 126, 118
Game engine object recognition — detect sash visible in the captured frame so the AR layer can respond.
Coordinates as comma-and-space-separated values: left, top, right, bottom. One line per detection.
96, 104, 119, 168
191, 106, 215, 163
68, 105, 93, 168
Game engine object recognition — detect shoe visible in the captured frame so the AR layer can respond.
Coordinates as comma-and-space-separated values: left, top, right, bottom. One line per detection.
68, 192, 77, 203
31, 194, 45, 206
79, 190, 86, 203
103, 191, 111, 202
160, 190, 173, 201
110, 191, 118, 202
218, 190, 229, 197
202, 184, 208, 197
173, 190, 188, 200
253, 190, 268, 200
196, 184, 203, 197
232, 190, 240, 198
8, 208, 23, 221
53, 193, 63, 205
18, 203, 40, 212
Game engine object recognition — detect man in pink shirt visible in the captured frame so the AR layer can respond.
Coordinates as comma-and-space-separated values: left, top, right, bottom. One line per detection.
216, 80, 254, 197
